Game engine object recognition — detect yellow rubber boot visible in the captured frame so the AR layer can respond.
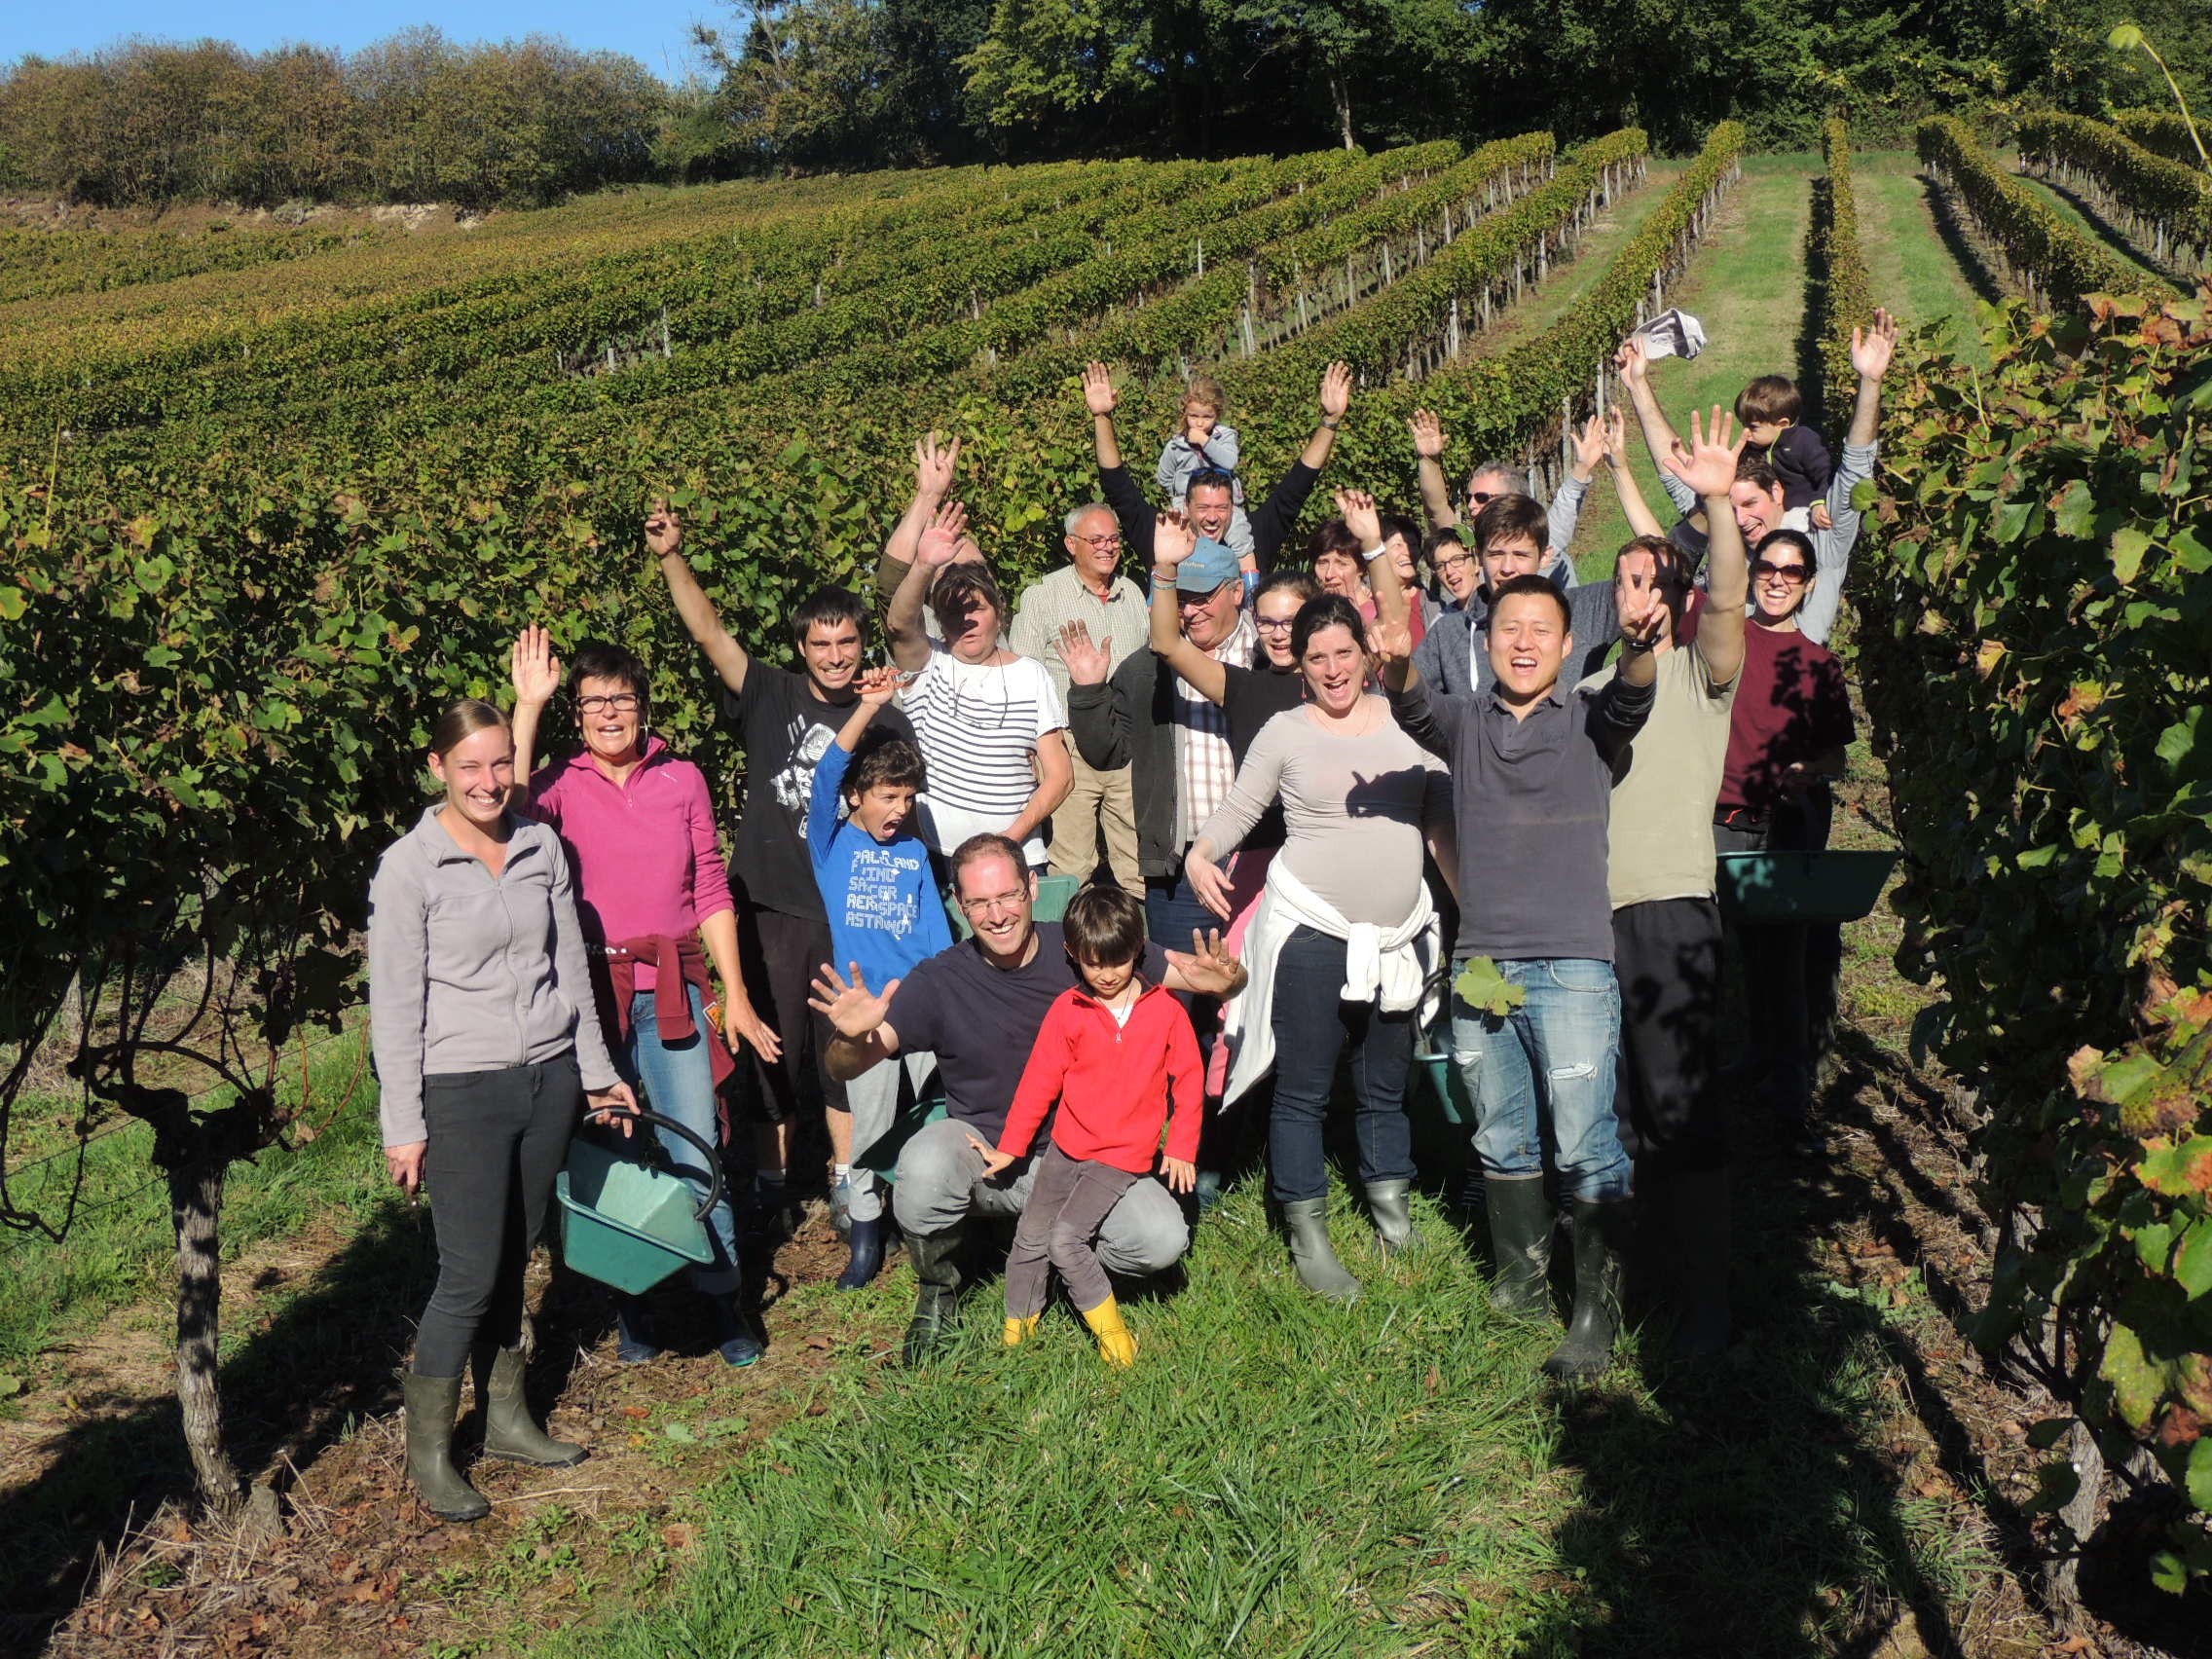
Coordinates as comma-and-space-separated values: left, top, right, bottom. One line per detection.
1077, 1296, 1138, 1368
1002, 1312, 1041, 1348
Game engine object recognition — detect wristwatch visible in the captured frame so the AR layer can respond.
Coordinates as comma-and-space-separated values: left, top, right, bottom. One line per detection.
1620, 635, 1657, 654
1320, 415, 1343, 429
1358, 542, 1388, 563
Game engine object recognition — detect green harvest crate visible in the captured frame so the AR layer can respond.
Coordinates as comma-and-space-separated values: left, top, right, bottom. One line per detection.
557, 1111, 720, 1294
1715, 850, 1899, 925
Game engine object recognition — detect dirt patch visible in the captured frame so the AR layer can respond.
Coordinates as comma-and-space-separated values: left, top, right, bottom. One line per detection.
12, 1201, 896, 1658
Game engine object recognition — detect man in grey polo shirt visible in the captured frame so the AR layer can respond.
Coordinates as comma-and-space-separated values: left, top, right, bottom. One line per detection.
1378, 559, 1665, 1380
1011, 502, 1149, 895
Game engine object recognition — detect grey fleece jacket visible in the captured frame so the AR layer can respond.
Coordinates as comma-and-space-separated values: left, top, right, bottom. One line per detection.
368, 805, 618, 1148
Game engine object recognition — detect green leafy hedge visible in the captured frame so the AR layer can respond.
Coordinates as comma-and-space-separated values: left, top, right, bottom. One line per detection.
2111, 108, 2209, 170
2016, 110, 2211, 273
1859, 285, 2212, 1589
1815, 118, 1876, 417
1916, 116, 2172, 305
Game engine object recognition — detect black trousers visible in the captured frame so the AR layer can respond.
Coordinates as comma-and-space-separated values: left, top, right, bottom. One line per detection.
417, 1055, 580, 1378
738, 903, 846, 1124
1611, 898, 1726, 1176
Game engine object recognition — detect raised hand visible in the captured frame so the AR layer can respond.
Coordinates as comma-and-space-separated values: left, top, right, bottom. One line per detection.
1852, 307, 1899, 382
1602, 406, 1630, 465
1318, 360, 1354, 423
1612, 335, 1649, 388
1083, 360, 1119, 417
1167, 923, 1242, 989
1334, 487, 1382, 549
1153, 508, 1198, 571
1407, 408, 1448, 461
806, 960, 899, 1038
917, 499, 969, 568
1571, 412, 1609, 480
1661, 406, 1746, 500
1616, 568, 1669, 646
914, 431, 961, 500
1058, 619, 1112, 685
1810, 499, 1834, 532
510, 624, 562, 710
853, 664, 906, 707
645, 502, 682, 558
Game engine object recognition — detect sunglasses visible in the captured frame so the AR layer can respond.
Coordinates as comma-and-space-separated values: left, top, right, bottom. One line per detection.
1750, 560, 1811, 584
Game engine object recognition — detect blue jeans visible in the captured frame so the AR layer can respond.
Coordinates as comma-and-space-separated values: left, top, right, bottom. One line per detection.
1268, 926, 1417, 1204
623, 985, 741, 1296
1451, 958, 1630, 1203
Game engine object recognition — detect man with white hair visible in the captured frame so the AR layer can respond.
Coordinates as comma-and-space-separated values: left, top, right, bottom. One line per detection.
1010, 502, 1150, 894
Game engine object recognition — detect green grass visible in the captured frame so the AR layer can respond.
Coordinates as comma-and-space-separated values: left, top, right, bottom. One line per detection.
1852, 151, 1994, 370
0, 1026, 393, 1373
2001, 154, 2180, 291
1565, 153, 1818, 580
548, 1177, 1970, 1658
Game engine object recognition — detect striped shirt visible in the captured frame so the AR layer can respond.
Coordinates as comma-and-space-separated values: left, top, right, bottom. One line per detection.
903, 646, 1066, 866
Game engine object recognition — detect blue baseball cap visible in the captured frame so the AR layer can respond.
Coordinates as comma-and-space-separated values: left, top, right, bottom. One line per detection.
1175, 537, 1243, 594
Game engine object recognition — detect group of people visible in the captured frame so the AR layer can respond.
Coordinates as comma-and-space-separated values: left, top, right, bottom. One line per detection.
368, 309, 1898, 1522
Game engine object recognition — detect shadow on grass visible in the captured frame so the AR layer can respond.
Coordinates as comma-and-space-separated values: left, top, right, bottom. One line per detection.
0, 1195, 628, 1657
2018, 173, 2182, 289
1918, 174, 2009, 308
1520, 1105, 1974, 1655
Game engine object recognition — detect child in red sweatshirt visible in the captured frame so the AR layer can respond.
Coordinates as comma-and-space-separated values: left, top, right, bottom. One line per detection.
973, 885, 1201, 1367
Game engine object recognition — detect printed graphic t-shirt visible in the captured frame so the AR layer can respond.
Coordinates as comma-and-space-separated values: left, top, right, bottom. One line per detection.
806, 741, 953, 987
719, 663, 912, 922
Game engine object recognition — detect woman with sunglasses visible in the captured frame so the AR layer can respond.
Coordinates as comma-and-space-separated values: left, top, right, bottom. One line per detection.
509, 626, 776, 1369
1712, 529, 1855, 1133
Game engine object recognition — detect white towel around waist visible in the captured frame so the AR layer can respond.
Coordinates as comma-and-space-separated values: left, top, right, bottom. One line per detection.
1219, 858, 1439, 1106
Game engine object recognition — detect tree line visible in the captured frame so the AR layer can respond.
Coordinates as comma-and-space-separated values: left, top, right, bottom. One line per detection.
2, 2, 2205, 210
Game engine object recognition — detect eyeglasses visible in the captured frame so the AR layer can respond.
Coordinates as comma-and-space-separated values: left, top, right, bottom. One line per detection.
1750, 560, 1810, 585
1177, 584, 1236, 609
1075, 532, 1123, 549
576, 693, 643, 714
1254, 616, 1296, 633
1435, 553, 1474, 573
957, 888, 1030, 916
1468, 490, 1501, 506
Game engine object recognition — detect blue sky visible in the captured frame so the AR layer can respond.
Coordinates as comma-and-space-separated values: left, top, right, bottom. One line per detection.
8, 2, 723, 81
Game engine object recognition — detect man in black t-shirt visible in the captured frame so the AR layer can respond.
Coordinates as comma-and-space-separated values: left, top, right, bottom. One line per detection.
651, 506, 912, 1234
811, 833, 1246, 1365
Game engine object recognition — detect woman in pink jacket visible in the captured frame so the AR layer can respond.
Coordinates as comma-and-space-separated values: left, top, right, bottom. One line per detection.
511, 626, 781, 1367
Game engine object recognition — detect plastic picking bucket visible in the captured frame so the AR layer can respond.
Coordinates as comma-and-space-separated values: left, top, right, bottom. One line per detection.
1715, 850, 1899, 926
556, 1109, 722, 1295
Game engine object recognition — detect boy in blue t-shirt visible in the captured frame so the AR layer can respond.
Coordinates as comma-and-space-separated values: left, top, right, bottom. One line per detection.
808, 665, 952, 1289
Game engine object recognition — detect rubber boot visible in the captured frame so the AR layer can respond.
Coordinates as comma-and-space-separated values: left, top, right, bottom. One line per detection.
902, 1226, 967, 1367
1543, 1199, 1630, 1380
613, 1296, 661, 1364
1078, 1295, 1138, 1368
1280, 1198, 1361, 1302
401, 1373, 489, 1523
837, 1215, 887, 1292
1665, 1167, 1732, 1361
1002, 1311, 1042, 1348
480, 1347, 587, 1467
1484, 1174, 1556, 1318
1364, 1179, 1415, 1255
711, 1293, 765, 1367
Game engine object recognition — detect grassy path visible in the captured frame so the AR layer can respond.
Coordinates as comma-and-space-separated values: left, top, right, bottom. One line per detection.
1564, 153, 1817, 578
2001, 155, 2180, 291
1854, 150, 1995, 368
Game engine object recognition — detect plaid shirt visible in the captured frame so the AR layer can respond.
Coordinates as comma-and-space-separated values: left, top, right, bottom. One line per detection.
1172, 611, 1256, 851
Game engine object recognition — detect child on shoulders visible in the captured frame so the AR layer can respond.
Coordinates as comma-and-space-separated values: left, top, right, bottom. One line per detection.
807, 665, 951, 1290
973, 885, 1201, 1367
1156, 376, 1255, 562
1735, 374, 1833, 529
